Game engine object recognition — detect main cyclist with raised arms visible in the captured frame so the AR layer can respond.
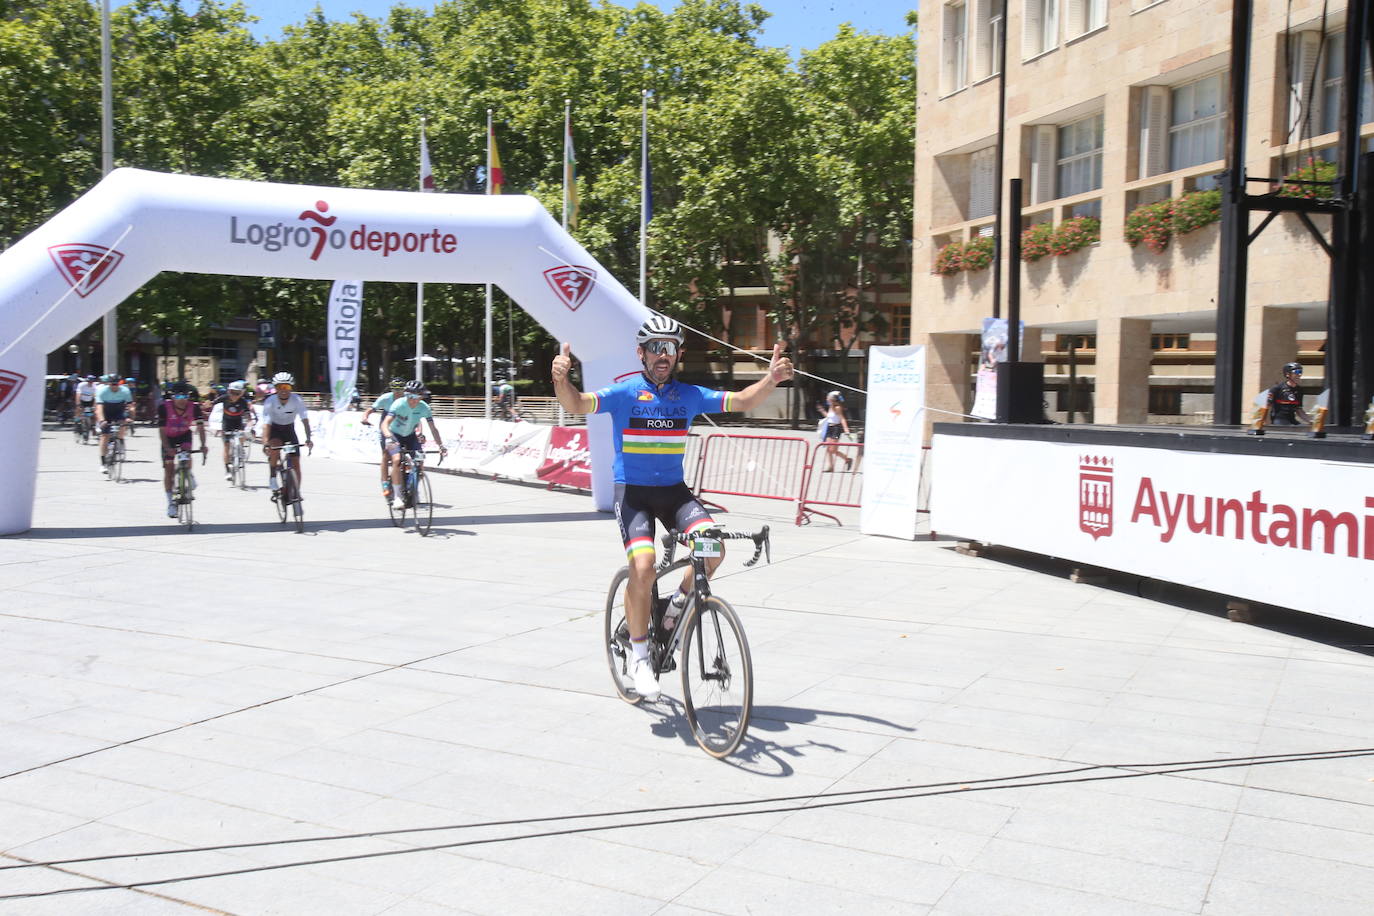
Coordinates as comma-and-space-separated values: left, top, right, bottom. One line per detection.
552, 315, 793, 700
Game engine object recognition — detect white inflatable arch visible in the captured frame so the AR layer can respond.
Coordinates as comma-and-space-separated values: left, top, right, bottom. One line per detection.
0, 168, 648, 534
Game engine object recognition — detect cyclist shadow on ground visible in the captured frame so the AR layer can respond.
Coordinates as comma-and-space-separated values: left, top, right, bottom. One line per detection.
641, 700, 916, 776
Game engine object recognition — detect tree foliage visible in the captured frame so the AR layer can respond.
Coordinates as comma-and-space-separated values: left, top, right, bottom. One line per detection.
3, 0, 915, 399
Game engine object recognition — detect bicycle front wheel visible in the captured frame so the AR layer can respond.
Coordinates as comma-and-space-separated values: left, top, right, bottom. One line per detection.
274, 468, 288, 523
177, 468, 194, 531
286, 468, 303, 532
680, 595, 753, 758
410, 473, 433, 536
110, 440, 125, 482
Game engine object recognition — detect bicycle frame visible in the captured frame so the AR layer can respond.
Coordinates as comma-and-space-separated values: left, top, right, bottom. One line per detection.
651, 526, 769, 662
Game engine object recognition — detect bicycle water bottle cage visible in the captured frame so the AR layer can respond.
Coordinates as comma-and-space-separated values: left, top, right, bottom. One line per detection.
691, 537, 723, 559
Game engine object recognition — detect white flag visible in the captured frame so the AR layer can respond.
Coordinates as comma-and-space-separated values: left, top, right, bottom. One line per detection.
328, 280, 364, 415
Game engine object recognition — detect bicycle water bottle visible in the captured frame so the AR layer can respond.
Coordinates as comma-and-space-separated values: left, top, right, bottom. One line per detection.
663, 590, 689, 632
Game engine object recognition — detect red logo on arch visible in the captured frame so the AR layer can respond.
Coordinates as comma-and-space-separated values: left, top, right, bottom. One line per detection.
0, 371, 26, 416
544, 265, 596, 312
48, 244, 125, 297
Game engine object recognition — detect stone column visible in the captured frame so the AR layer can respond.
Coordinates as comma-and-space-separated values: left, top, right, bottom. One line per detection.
922, 331, 975, 441
1094, 317, 1152, 424
1243, 305, 1299, 405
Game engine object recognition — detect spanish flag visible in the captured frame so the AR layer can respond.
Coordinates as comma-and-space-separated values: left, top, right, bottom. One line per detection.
488, 124, 504, 195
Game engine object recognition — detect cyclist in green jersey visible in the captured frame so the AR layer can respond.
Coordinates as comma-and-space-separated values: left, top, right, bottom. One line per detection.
381, 381, 448, 509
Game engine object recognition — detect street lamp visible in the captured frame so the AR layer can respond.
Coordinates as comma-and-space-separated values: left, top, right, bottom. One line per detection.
67, 343, 80, 373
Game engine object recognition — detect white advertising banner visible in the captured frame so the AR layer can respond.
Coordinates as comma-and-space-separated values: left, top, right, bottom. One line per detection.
860, 345, 926, 540
327, 280, 363, 413
931, 433, 1374, 627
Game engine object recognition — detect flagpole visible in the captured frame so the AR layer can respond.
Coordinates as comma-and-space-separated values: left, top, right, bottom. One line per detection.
101, 0, 117, 378
562, 99, 571, 230
484, 109, 494, 421
415, 116, 427, 384
639, 88, 648, 308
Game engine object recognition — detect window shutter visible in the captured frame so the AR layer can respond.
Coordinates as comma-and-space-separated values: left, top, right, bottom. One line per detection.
1022, 0, 1043, 59
942, 6, 956, 92
969, 148, 996, 218
1139, 86, 1170, 178
973, 0, 994, 80
1289, 31, 1324, 140
1030, 125, 1058, 204
1066, 0, 1085, 38
1044, 0, 1059, 51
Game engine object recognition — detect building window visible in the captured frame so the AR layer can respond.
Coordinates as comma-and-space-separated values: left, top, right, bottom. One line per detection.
968, 147, 997, 219
1169, 73, 1227, 171
1068, 0, 1107, 37
1022, 0, 1058, 59
943, 2, 969, 94
1148, 387, 1182, 415
1057, 113, 1104, 198
1055, 334, 1096, 351
1319, 32, 1374, 136
1151, 333, 1190, 350
890, 307, 911, 344
972, 0, 1005, 80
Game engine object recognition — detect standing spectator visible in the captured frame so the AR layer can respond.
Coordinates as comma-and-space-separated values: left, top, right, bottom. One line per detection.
817, 390, 853, 472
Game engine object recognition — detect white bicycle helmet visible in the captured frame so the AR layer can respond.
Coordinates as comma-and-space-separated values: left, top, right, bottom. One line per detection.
271, 371, 295, 386
636, 315, 685, 346
228, 380, 247, 391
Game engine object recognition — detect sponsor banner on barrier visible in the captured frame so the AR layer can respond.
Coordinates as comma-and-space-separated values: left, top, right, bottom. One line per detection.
538, 426, 593, 488
930, 434, 1374, 628
860, 346, 926, 540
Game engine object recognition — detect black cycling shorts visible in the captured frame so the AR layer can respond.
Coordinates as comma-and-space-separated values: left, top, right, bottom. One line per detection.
100, 405, 126, 424
162, 432, 193, 460
387, 431, 421, 455
221, 416, 247, 432
266, 423, 299, 445
614, 482, 715, 560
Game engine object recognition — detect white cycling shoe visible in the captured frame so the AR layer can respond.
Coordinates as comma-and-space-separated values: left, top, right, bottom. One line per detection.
390, 496, 407, 510
631, 657, 660, 701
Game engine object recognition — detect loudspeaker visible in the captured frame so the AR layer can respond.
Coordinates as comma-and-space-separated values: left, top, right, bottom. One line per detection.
996, 361, 1047, 423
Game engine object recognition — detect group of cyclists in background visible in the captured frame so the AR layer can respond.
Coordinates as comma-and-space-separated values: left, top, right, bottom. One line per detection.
52, 368, 522, 522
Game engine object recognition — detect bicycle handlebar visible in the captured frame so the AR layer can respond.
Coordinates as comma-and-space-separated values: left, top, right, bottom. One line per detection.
660, 525, 771, 567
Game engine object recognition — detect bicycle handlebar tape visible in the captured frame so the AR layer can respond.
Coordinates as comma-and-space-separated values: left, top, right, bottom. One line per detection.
0, 167, 661, 531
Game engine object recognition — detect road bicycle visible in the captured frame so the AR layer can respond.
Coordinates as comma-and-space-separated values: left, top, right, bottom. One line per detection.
73, 407, 94, 444
604, 525, 769, 758
100, 422, 126, 482
266, 442, 307, 533
171, 446, 203, 531
226, 430, 252, 489
388, 448, 442, 536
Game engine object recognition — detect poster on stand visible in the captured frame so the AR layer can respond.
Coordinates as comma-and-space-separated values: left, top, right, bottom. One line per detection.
537, 426, 593, 488
859, 345, 926, 539
971, 317, 1024, 420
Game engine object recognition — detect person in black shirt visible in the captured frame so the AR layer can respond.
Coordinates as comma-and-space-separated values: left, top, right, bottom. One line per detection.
1265, 362, 1311, 427
213, 380, 258, 480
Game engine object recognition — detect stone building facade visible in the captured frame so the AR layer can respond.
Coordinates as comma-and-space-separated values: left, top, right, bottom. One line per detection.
913, 0, 1368, 428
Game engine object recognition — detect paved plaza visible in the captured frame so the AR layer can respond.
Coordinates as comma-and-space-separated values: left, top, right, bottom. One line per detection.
1, 425, 1372, 915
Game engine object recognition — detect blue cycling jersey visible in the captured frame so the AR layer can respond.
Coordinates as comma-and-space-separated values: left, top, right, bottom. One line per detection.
592, 374, 732, 486
386, 398, 432, 436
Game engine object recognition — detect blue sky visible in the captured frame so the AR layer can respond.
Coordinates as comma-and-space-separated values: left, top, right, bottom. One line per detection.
240, 1, 918, 55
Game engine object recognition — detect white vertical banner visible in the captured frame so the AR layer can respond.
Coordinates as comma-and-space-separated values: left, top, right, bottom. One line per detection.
860, 345, 927, 539
327, 279, 364, 415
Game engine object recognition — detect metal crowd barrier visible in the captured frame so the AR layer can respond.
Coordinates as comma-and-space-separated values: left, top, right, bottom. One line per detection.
798, 441, 865, 524
689, 434, 813, 513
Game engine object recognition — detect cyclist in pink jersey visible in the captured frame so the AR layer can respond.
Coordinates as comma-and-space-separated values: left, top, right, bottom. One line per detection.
158, 381, 208, 517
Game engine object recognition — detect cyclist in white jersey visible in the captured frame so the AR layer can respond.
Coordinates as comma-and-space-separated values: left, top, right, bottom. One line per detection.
259, 371, 313, 495
553, 315, 793, 700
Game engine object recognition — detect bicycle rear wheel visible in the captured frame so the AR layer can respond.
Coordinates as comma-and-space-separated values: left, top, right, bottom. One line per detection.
409, 473, 433, 536
284, 468, 303, 532
680, 595, 753, 758
603, 558, 690, 704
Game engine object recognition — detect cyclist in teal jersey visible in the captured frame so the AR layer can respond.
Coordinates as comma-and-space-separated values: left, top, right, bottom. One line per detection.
362, 377, 406, 498
552, 315, 793, 700
381, 382, 447, 509
95, 375, 134, 476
